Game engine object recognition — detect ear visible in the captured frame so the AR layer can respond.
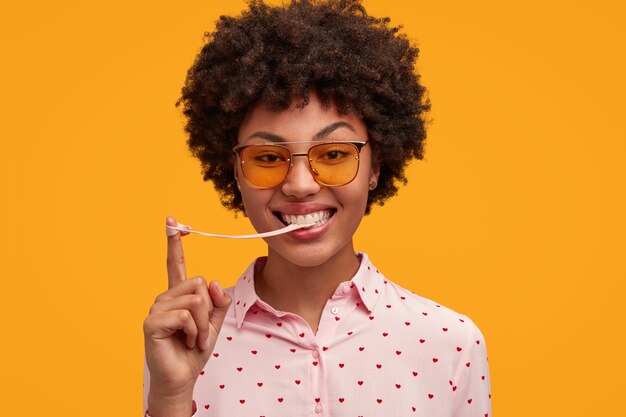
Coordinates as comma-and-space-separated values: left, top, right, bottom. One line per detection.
369, 161, 380, 186
233, 160, 241, 190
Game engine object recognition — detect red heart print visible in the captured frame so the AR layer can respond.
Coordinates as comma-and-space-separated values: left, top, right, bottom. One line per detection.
199, 370, 205, 375
428, 394, 434, 399
339, 363, 345, 368
382, 332, 388, 337
401, 296, 406, 300
290, 348, 296, 353
295, 380, 301, 384
481, 375, 485, 380
449, 380, 453, 385
239, 399, 245, 404
315, 398, 320, 403
251, 350, 257, 355
237, 367, 243, 372
412, 371, 418, 376
369, 316, 375, 320
347, 331, 353, 335
335, 316, 340, 321
277, 398, 283, 403
422, 312, 428, 316
405, 322, 411, 326
386, 304, 391, 308
395, 384, 401, 389
466, 362, 471, 367
376, 364, 382, 369
213, 353, 219, 357
412, 407, 416, 412
312, 361, 318, 366
396, 351, 402, 355
204, 404, 210, 409
419, 339, 426, 343
275, 365, 281, 369
432, 358, 438, 363
457, 347, 462, 352
453, 386, 457, 391
358, 380, 363, 385
266, 334, 272, 338
339, 398, 345, 403
359, 347, 365, 351
226, 336, 232, 341
276, 322, 282, 327
299, 332, 305, 337
219, 385, 225, 389
467, 399, 473, 404
442, 328, 448, 332
323, 346, 329, 351
377, 399, 383, 404
257, 382, 263, 387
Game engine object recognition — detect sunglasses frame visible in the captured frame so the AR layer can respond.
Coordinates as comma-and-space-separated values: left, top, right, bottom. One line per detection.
232, 140, 369, 189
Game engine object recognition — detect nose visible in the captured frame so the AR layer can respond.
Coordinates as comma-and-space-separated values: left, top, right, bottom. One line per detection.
281, 155, 322, 198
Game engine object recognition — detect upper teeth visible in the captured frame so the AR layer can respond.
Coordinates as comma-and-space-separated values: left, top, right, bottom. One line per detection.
281, 210, 332, 226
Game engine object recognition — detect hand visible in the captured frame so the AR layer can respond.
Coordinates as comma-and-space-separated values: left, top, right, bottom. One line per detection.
143, 216, 232, 417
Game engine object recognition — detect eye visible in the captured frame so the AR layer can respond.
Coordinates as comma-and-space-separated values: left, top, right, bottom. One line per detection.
253, 151, 287, 165
315, 146, 353, 164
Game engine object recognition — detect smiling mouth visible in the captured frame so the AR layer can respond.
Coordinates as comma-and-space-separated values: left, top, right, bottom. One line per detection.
275, 209, 335, 227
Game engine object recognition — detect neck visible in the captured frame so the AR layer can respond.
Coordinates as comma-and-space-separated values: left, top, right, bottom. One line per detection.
255, 242, 361, 332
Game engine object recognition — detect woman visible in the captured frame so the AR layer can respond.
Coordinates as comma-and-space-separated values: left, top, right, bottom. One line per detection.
143, 1, 491, 416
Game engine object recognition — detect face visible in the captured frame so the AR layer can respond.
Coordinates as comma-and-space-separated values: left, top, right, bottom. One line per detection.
235, 93, 379, 268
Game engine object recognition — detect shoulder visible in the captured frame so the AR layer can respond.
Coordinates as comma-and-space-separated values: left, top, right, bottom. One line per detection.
379, 275, 487, 347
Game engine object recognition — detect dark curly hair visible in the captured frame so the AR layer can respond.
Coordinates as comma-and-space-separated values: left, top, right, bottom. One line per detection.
177, 0, 430, 215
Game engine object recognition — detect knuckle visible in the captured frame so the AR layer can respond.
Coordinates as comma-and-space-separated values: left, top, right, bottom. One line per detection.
154, 293, 166, 304
192, 276, 207, 287
143, 316, 154, 333
166, 253, 185, 266
178, 309, 192, 322
189, 294, 204, 308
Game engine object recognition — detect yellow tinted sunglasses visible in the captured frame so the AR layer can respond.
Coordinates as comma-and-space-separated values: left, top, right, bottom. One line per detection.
233, 140, 368, 189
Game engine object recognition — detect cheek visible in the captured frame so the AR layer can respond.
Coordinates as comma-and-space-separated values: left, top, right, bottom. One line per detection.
240, 186, 272, 217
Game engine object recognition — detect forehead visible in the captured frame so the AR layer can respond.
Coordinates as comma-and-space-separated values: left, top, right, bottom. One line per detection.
237, 95, 368, 145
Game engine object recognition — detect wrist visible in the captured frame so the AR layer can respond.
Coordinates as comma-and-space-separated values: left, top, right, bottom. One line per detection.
147, 385, 195, 417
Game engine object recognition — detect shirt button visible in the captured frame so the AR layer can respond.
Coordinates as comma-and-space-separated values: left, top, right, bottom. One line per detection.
315, 404, 322, 413
312, 350, 319, 358
330, 306, 339, 315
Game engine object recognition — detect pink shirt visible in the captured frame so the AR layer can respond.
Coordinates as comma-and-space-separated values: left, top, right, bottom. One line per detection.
144, 253, 492, 417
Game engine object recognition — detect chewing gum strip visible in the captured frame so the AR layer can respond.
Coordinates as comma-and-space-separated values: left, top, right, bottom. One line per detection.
166, 223, 310, 239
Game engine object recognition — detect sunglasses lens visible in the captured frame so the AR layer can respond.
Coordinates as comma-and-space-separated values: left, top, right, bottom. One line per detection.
240, 145, 291, 188
309, 143, 360, 186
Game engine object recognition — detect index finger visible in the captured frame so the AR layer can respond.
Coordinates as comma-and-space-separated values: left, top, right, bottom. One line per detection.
166, 216, 188, 288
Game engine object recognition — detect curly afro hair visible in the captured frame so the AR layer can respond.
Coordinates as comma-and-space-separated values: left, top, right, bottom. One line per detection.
177, 0, 430, 215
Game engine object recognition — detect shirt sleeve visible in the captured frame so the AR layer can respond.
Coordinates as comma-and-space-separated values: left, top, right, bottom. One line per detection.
143, 358, 197, 417
451, 318, 492, 417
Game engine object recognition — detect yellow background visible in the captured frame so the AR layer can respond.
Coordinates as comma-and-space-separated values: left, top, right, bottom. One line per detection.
1, 0, 624, 415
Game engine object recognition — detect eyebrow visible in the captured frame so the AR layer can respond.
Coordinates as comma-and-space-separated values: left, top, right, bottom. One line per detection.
246, 121, 356, 142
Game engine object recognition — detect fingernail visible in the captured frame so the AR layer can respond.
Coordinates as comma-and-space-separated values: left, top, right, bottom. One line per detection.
165, 225, 179, 237
215, 281, 223, 296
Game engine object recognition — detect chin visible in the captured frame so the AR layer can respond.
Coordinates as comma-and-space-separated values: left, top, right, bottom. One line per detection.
265, 239, 354, 269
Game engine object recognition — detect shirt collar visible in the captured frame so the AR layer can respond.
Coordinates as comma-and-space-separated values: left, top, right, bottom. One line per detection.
232, 252, 385, 328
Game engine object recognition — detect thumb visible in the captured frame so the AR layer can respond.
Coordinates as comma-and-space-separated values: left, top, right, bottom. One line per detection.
208, 280, 232, 334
